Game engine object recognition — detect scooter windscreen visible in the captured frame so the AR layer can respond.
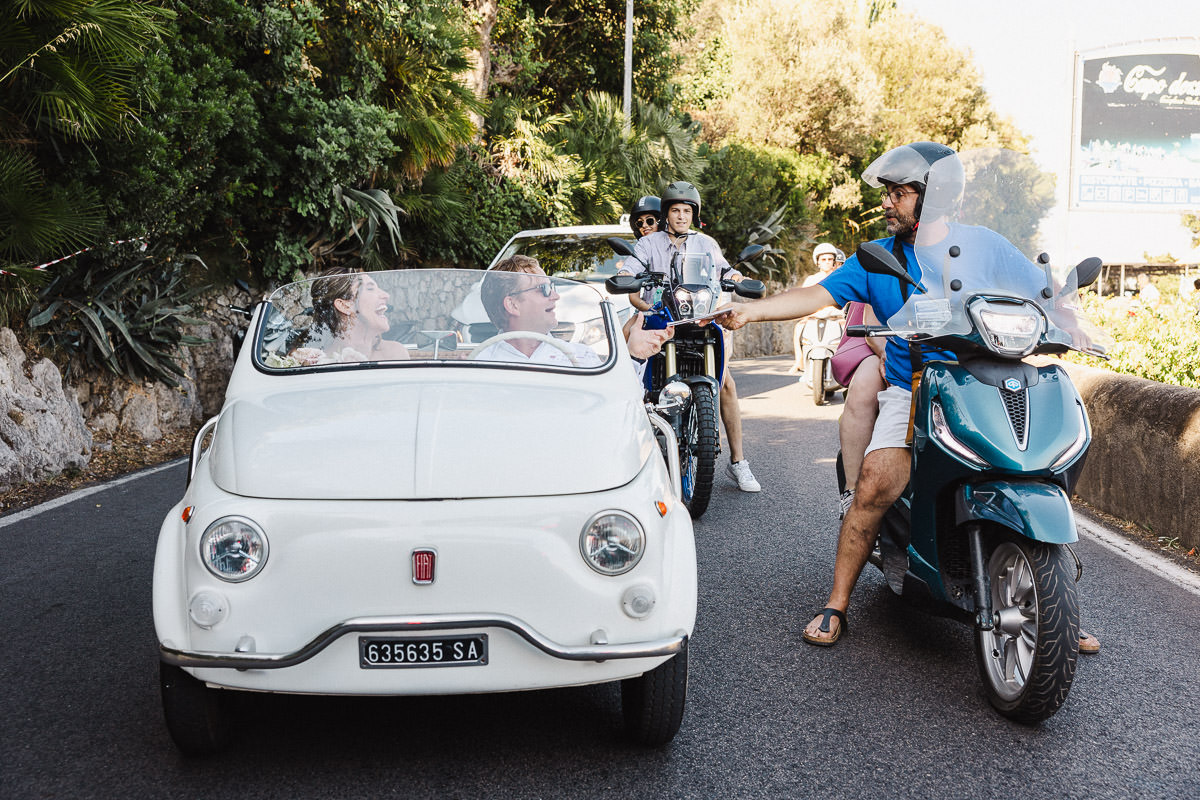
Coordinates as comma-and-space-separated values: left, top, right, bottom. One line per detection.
883, 148, 1109, 355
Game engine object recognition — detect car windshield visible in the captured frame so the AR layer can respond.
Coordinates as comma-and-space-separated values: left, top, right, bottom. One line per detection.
256, 269, 616, 373
498, 231, 635, 283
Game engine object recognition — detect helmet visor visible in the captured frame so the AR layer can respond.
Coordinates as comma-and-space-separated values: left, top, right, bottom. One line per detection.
862, 145, 938, 188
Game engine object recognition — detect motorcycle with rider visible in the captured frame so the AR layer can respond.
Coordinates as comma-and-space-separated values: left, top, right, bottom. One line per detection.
608, 182, 766, 517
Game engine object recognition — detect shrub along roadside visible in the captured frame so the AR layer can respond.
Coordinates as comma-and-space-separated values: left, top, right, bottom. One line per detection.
1068, 292, 1200, 389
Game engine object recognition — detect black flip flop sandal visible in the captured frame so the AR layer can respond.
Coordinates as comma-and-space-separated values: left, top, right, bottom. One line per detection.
803, 607, 847, 647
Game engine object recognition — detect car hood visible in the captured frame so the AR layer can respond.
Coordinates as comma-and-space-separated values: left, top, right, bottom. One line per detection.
207, 379, 655, 499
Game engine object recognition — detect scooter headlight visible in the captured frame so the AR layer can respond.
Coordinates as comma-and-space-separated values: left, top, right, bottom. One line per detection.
968, 299, 1045, 356
930, 400, 989, 468
1049, 400, 1090, 470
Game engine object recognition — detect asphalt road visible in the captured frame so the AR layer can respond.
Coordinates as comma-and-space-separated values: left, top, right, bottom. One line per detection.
2, 356, 1198, 799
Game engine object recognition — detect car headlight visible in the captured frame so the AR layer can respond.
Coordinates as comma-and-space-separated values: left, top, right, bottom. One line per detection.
579, 511, 645, 575
969, 299, 1045, 356
656, 380, 691, 414
200, 516, 269, 582
674, 287, 714, 319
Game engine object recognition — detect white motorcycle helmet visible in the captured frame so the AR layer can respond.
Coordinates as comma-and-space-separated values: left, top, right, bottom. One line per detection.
812, 243, 840, 268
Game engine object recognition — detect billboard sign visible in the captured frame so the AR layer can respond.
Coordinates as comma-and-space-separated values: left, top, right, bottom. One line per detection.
1071, 42, 1200, 210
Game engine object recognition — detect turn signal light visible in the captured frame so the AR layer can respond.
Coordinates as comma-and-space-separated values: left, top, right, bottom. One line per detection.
182, 506, 194, 523
654, 501, 669, 517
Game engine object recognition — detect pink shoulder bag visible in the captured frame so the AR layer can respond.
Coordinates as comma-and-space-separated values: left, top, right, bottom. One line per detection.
830, 302, 874, 386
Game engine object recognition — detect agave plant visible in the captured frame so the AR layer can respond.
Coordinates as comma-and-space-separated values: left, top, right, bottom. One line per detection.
28, 245, 209, 387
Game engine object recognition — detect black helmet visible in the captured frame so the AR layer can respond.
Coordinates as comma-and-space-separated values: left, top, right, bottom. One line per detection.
629, 195, 661, 237
862, 141, 963, 221
660, 180, 702, 224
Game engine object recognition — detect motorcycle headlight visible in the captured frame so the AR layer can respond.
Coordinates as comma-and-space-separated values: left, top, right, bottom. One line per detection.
969, 300, 1045, 356
579, 511, 645, 576
200, 516, 269, 582
674, 287, 714, 319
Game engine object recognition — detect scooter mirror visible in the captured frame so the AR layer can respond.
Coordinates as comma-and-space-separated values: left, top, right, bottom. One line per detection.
734, 279, 766, 299
735, 244, 766, 264
1072, 256, 1103, 288
605, 274, 645, 294
856, 242, 920, 291
607, 237, 637, 257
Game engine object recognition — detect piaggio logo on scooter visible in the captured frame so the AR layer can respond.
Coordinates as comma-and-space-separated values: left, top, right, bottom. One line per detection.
1003, 378, 1022, 392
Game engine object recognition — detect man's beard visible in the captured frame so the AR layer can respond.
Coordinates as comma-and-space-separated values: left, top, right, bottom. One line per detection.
885, 208, 917, 238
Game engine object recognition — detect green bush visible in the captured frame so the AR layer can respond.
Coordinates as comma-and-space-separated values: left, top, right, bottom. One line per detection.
698, 141, 856, 281
27, 244, 209, 386
1069, 292, 1200, 388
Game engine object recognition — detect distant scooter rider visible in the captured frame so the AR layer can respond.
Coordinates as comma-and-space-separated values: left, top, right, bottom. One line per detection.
622, 180, 762, 493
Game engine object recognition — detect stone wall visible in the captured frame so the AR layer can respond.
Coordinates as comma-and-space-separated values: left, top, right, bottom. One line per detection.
1061, 362, 1200, 552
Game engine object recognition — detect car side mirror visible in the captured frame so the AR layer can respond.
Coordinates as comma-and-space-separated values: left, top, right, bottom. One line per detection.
734, 279, 765, 299
605, 274, 645, 294
735, 244, 766, 264
856, 242, 921, 292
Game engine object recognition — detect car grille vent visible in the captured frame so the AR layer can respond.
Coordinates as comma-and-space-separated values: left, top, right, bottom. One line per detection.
999, 387, 1029, 450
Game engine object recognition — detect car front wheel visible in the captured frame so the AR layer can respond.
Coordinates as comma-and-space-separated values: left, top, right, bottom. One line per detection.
160, 661, 234, 756
621, 640, 688, 746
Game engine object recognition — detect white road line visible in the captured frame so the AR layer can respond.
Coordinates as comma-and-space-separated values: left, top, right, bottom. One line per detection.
1076, 515, 1200, 598
0, 457, 186, 529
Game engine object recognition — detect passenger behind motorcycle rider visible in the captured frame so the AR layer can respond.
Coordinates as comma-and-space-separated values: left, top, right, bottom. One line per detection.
307, 267, 411, 363
716, 141, 1099, 648
476, 255, 672, 366
620, 181, 762, 492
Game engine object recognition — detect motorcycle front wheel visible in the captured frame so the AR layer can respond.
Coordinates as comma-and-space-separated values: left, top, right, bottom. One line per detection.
810, 357, 828, 406
975, 537, 1079, 724
679, 382, 719, 519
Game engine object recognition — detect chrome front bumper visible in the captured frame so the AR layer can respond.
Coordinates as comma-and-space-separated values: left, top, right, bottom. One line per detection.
161, 613, 688, 670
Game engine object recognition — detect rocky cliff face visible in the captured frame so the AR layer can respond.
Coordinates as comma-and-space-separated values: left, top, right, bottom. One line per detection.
0, 328, 93, 492
0, 286, 248, 492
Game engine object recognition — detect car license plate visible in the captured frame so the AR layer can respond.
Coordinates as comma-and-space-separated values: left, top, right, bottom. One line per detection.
359, 634, 488, 669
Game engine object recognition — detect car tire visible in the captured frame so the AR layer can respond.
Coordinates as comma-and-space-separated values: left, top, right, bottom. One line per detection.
621, 640, 688, 747
160, 661, 234, 756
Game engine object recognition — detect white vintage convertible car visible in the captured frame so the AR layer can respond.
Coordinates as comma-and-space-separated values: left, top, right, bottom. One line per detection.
153, 268, 696, 754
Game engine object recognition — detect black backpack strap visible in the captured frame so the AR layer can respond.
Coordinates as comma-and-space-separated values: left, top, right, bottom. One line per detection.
890, 238, 925, 379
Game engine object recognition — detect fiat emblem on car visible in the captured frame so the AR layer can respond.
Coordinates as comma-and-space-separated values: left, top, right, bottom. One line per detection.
1003, 378, 1022, 392
412, 549, 436, 584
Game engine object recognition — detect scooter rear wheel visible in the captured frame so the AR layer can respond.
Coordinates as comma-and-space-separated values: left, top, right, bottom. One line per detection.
974, 537, 1079, 724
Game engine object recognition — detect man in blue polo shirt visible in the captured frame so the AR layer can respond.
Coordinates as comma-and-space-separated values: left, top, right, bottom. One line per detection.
717, 142, 1088, 648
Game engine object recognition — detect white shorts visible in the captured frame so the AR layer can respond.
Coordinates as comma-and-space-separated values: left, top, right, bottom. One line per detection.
865, 385, 914, 456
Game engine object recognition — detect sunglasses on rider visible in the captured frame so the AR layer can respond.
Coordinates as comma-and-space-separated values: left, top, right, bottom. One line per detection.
636, 215, 659, 229
509, 280, 556, 298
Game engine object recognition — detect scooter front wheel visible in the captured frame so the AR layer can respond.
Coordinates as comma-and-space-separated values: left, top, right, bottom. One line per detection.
810, 358, 828, 406
975, 537, 1079, 724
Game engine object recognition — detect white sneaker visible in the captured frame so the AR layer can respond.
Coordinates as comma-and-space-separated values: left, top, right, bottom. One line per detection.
726, 460, 761, 492
839, 488, 855, 518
